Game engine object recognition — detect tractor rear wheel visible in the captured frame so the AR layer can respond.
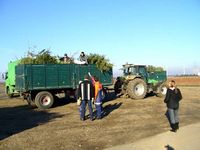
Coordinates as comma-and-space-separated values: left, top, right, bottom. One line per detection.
157, 83, 168, 97
127, 78, 147, 99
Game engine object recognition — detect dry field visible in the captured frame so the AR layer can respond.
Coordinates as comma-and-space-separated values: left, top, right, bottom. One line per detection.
168, 76, 200, 86
0, 81, 200, 150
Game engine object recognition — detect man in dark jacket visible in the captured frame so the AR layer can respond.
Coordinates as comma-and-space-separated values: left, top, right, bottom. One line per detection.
164, 80, 182, 132
78, 75, 94, 121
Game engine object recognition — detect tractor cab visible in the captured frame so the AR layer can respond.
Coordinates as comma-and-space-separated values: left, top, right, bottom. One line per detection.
122, 64, 148, 82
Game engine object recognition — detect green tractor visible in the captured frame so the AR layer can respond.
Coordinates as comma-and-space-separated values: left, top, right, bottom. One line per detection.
115, 64, 168, 99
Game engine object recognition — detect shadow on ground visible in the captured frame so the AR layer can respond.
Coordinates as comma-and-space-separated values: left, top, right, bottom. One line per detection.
0, 105, 64, 140
165, 145, 175, 150
102, 102, 123, 118
52, 97, 76, 108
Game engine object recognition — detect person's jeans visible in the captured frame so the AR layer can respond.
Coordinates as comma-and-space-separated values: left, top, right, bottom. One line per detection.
80, 100, 93, 120
168, 108, 179, 124
95, 104, 102, 118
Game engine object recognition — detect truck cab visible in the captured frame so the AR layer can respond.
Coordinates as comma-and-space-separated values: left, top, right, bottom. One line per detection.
5, 60, 20, 97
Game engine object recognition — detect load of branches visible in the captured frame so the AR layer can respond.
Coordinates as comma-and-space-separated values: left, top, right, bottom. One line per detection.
20, 49, 113, 72
147, 65, 164, 72
87, 53, 113, 72
20, 49, 57, 64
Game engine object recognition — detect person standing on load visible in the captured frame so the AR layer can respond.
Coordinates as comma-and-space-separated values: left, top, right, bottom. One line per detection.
78, 75, 94, 121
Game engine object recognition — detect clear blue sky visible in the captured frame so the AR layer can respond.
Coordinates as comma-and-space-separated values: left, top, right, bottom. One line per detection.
0, 0, 200, 76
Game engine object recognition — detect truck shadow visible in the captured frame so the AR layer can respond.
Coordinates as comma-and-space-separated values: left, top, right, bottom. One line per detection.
52, 97, 77, 108
0, 105, 64, 140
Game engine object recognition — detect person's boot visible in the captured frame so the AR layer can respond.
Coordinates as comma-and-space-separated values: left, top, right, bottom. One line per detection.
175, 122, 179, 130
170, 124, 177, 132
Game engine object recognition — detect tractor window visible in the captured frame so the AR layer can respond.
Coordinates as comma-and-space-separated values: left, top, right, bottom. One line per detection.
130, 67, 137, 74
123, 68, 129, 75
139, 67, 147, 77
123, 67, 136, 75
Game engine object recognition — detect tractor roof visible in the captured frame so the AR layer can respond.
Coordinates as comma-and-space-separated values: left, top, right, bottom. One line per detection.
122, 64, 146, 68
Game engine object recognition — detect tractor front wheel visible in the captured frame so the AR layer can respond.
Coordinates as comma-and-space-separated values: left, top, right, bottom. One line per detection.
157, 83, 168, 97
127, 78, 147, 99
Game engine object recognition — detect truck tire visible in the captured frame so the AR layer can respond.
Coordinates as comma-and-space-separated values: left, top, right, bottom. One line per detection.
127, 78, 147, 99
26, 94, 36, 108
35, 91, 54, 109
6, 87, 13, 98
156, 83, 168, 97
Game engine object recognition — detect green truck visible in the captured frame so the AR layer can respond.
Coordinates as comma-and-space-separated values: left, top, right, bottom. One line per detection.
11, 64, 112, 109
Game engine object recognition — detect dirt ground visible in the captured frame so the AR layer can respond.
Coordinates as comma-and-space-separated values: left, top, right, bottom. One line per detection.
0, 83, 200, 150
168, 76, 200, 86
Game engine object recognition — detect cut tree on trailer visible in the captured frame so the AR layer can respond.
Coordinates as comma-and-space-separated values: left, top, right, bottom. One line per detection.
114, 64, 168, 99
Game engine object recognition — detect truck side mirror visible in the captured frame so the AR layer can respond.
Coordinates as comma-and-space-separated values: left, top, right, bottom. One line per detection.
4, 72, 8, 80
1, 73, 4, 80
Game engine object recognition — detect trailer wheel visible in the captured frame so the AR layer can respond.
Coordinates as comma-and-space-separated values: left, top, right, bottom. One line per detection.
127, 78, 147, 99
157, 83, 168, 97
35, 91, 54, 109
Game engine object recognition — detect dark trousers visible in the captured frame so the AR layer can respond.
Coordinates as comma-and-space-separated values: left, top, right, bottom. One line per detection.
80, 100, 93, 119
95, 104, 102, 118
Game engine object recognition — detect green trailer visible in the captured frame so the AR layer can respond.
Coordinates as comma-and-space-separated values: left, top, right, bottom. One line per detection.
15, 64, 113, 109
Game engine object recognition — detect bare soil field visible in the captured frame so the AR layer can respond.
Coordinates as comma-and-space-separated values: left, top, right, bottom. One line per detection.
168, 76, 200, 86
0, 83, 200, 150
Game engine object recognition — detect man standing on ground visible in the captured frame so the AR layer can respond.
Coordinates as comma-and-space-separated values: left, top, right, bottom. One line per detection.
78, 75, 94, 121
88, 73, 104, 119
164, 80, 182, 132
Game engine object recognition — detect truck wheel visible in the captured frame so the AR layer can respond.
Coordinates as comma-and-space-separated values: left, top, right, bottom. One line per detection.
157, 83, 168, 97
35, 91, 54, 109
26, 94, 36, 108
127, 78, 147, 99
6, 87, 13, 98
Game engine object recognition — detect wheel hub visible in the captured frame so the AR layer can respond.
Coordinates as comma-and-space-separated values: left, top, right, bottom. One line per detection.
41, 96, 51, 106
161, 87, 167, 95
134, 83, 145, 96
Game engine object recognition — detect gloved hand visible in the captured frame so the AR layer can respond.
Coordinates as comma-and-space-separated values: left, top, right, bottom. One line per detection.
88, 72, 91, 77
77, 97, 81, 106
